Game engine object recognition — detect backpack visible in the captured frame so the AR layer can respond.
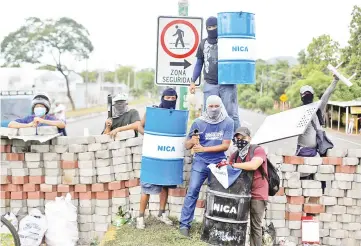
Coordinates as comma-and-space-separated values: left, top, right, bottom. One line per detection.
234, 144, 280, 196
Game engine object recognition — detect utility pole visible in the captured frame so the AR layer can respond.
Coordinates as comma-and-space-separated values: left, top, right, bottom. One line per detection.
85, 59, 89, 108
260, 70, 264, 97
178, 0, 189, 110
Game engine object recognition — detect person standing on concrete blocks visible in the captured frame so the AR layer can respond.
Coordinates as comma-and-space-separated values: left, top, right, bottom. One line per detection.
189, 16, 240, 133
179, 95, 234, 237
297, 74, 339, 193
136, 88, 178, 230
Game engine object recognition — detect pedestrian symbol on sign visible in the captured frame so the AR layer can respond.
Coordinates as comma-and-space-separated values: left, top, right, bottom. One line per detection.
173, 25, 185, 48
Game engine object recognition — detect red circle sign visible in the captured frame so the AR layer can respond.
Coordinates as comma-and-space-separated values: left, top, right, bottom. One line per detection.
160, 19, 200, 59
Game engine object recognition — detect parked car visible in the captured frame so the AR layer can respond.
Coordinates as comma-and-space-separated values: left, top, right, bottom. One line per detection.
0, 90, 34, 127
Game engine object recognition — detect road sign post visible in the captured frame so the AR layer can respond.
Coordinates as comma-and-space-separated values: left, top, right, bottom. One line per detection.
280, 94, 288, 111
155, 15, 203, 98
178, 0, 189, 111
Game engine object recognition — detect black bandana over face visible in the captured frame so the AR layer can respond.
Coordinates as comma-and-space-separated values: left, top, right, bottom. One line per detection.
301, 93, 314, 105
301, 92, 325, 126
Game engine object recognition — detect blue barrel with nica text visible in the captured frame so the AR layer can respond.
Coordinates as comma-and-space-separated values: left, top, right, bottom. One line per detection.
218, 12, 256, 85
140, 107, 189, 185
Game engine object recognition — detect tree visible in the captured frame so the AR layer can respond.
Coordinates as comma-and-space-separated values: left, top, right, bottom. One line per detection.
297, 49, 307, 65
136, 68, 155, 94
1, 17, 94, 110
257, 96, 273, 112
342, 5, 361, 88
301, 34, 340, 77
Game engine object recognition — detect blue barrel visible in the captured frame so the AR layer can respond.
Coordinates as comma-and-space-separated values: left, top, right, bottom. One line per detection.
141, 107, 189, 185
218, 12, 256, 85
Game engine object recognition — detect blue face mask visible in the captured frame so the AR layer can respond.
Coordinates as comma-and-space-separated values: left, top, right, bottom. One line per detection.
34, 107, 46, 117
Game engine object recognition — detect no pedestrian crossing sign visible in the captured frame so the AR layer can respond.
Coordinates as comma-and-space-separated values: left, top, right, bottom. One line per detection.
156, 16, 203, 87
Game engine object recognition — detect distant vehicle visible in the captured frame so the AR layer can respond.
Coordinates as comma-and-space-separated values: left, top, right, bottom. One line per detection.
0, 90, 35, 127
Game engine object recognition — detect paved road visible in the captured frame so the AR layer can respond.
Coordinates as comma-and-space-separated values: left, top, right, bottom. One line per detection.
239, 108, 361, 154
66, 104, 149, 137
67, 107, 361, 153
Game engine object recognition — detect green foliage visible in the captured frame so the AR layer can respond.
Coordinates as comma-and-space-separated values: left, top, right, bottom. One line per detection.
238, 5, 361, 113
257, 96, 273, 112
342, 5, 361, 93
37, 65, 56, 71
1, 17, 94, 110
130, 88, 142, 99
136, 68, 155, 93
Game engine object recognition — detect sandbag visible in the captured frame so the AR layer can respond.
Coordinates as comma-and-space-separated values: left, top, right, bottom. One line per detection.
45, 193, 78, 246
18, 208, 47, 246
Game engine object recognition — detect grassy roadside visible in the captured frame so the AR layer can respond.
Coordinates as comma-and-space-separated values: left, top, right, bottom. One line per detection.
101, 217, 207, 246
65, 97, 152, 118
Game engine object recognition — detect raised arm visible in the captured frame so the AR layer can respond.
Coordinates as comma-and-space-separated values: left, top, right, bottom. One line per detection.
319, 76, 340, 111
138, 113, 146, 135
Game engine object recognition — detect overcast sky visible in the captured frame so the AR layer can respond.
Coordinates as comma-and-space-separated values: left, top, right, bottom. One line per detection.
0, 0, 359, 71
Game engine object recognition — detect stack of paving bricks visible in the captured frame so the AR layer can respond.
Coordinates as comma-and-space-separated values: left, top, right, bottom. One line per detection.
267, 148, 361, 245
1, 127, 361, 245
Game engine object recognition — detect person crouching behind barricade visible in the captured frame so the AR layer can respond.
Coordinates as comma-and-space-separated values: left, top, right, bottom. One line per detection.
8, 93, 66, 135
228, 127, 269, 246
136, 88, 178, 229
102, 93, 141, 138
179, 95, 234, 237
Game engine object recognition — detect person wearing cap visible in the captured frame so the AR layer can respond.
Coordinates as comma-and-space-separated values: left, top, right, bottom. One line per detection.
189, 16, 240, 132
136, 88, 178, 230
8, 93, 66, 135
297, 75, 340, 185
229, 126, 268, 246
102, 93, 140, 138
54, 102, 66, 122
179, 95, 234, 237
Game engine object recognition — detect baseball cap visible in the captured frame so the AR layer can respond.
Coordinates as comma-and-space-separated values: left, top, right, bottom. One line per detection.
234, 127, 251, 137
112, 93, 128, 104
300, 85, 314, 95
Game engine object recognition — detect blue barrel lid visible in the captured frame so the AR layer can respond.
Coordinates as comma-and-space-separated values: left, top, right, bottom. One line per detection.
218, 11, 255, 15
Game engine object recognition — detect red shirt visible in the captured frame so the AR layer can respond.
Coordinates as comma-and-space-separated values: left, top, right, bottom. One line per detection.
229, 146, 268, 200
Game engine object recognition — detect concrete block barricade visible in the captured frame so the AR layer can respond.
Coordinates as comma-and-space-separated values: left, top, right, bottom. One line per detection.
1, 128, 361, 245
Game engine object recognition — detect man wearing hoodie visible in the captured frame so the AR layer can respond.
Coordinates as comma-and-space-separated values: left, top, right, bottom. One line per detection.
136, 88, 178, 229
189, 16, 240, 132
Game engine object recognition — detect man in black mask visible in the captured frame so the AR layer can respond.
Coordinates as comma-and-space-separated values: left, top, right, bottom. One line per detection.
189, 16, 240, 132
102, 93, 141, 138
297, 75, 339, 184
136, 88, 178, 230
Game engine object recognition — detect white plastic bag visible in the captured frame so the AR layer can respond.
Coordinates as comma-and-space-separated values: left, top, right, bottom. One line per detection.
45, 193, 78, 246
18, 208, 47, 246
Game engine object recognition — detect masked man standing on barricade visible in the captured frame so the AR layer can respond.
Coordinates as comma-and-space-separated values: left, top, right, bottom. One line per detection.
179, 95, 234, 237
136, 88, 178, 229
189, 16, 240, 132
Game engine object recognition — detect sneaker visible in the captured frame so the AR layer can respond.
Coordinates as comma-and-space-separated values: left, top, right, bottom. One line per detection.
179, 228, 190, 237
156, 213, 173, 225
136, 216, 145, 229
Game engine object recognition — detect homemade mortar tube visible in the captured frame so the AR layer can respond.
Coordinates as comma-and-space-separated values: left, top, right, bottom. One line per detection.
140, 107, 189, 185
201, 170, 253, 246
218, 12, 256, 85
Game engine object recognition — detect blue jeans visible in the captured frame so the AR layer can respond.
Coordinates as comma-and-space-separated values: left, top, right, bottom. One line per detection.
180, 161, 210, 229
203, 82, 240, 132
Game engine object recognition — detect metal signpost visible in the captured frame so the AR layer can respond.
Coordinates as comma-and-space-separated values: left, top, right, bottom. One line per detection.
178, 0, 189, 110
